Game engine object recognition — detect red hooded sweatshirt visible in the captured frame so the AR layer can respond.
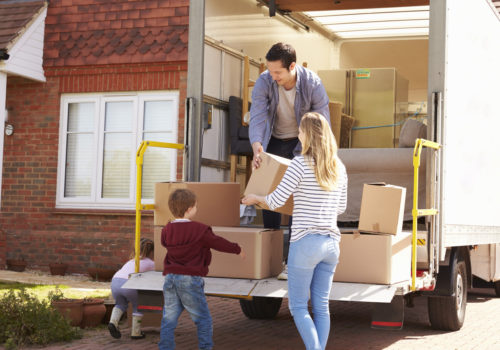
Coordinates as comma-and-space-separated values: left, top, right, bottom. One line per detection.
161, 220, 241, 276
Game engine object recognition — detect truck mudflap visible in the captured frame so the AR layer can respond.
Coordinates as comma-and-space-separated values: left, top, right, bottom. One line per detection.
123, 271, 430, 303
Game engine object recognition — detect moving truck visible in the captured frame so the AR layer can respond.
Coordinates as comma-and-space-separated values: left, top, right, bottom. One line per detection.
124, 0, 500, 331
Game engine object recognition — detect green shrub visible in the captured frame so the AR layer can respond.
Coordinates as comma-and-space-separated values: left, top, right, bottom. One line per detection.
0, 288, 82, 349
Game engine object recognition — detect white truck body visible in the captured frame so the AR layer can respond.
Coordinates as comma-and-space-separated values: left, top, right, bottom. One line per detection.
125, 0, 500, 330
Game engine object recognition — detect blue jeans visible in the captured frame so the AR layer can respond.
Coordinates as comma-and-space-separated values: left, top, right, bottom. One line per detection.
158, 274, 213, 350
287, 234, 340, 350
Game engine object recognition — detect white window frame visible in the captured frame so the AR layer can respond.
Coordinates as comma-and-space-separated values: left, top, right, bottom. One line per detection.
56, 91, 179, 210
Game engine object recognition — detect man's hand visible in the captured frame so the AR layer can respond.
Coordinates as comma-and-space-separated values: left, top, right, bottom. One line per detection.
252, 142, 263, 170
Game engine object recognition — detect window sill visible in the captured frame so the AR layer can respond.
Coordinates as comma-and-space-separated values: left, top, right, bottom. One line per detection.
50, 208, 153, 216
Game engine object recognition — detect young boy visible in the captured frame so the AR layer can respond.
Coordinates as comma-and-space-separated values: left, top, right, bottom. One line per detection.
158, 188, 245, 350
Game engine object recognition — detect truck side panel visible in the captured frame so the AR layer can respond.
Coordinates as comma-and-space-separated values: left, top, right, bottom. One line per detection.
430, 0, 500, 247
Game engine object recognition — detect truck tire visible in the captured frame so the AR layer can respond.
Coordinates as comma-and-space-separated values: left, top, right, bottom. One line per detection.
239, 297, 283, 319
495, 281, 500, 297
428, 260, 467, 331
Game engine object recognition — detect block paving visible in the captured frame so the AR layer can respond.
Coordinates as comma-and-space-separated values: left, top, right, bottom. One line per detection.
1, 270, 499, 350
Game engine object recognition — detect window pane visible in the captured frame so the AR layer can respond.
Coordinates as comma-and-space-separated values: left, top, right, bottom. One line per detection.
105, 101, 133, 132
144, 101, 174, 131
68, 102, 94, 132
142, 132, 177, 199
65, 133, 93, 197
102, 133, 131, 198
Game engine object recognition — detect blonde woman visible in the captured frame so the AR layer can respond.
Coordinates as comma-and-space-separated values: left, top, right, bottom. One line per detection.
242, 112, 347, 350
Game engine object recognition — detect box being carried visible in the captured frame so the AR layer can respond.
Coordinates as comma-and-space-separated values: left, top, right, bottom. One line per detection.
153, 226, 283, 279
358, 183, 406, 235
154, 182, 240, 227
244, 152, 293, 215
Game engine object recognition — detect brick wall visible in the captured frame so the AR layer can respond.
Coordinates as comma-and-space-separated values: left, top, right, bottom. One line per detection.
1, 63, 187, 273
1, 0, 189, 273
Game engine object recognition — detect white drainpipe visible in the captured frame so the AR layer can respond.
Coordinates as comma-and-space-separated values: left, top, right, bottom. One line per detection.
0, 72, 6, 210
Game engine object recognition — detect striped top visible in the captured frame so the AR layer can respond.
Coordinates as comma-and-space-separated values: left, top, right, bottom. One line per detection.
265, 155, 348, 242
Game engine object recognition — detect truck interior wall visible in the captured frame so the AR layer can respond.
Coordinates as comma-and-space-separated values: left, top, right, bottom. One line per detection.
201, 41, 260, 182
338, 40, 428, 102
438, 0, 500, 231
205, 0, 338, 72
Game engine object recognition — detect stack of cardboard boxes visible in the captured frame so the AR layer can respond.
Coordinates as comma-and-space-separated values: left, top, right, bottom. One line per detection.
334, 183, 411, 284
244, 153, 412, 285
153, 182, 283, 279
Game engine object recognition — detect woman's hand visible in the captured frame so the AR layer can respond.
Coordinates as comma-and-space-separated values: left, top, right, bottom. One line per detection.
241, 194, 264, 205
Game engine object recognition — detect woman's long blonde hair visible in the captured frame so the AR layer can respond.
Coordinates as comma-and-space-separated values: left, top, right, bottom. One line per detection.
300, 112, 339, 191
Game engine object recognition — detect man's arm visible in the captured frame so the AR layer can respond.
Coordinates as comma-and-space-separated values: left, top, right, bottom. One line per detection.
249, 75, 271, 169
311, 80, 331, 126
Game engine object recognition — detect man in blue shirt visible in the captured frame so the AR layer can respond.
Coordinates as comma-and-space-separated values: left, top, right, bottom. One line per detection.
249, 42, 330, 279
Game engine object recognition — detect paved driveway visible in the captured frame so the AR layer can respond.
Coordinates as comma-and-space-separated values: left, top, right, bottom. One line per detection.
1, 271, 499, 350
33, 288, 500, 350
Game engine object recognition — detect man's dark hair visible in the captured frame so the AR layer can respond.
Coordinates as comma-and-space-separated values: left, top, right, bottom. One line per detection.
265, 42, 296, 71
168, 189, 197, 218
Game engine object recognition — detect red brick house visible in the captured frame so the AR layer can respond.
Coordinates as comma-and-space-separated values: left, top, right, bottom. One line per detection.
0, 0, 189, 273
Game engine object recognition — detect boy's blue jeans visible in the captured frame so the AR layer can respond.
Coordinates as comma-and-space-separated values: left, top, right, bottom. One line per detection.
158, 274, 213, 350
287, 234, 340, 350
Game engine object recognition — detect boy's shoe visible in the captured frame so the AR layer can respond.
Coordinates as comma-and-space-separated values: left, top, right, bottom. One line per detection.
277, 265, 288, 280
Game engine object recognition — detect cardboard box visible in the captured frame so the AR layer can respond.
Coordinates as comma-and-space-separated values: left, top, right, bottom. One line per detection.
154, 182, 240, 227
329, 101, 342, 147
334, 231, 411, 284
127, 304, 162, 328
358, 183, 406, 235
154, 226, 165, 271
208, 227, 283, 279
244, 152, 293, 215
154, 226, 283, 279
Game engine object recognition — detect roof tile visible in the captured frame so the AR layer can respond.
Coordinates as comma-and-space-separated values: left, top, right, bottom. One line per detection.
0, 0, 46, 51
44, 0, 189, 66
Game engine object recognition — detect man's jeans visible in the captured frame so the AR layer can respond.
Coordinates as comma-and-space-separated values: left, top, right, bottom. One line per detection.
287, 234, 340, 350
158, 274, 213, 350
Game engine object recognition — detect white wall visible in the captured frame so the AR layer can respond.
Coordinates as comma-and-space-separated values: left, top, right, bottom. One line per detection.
205, 0, 338, 72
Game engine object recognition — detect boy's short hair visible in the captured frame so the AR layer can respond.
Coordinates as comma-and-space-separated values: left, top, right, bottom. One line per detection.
168, 189, 197, 218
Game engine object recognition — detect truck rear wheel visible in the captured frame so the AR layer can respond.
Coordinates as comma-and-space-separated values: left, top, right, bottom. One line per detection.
428, 260, 467, 331
239, 297, 283, 319
495, 281, 500, 297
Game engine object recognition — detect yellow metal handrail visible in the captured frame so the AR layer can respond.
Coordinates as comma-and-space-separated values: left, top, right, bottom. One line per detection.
411, 138, 440, 291
135, 140, 184, 272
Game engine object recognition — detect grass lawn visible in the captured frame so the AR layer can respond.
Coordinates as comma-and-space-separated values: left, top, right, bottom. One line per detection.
0, 281, 111, 301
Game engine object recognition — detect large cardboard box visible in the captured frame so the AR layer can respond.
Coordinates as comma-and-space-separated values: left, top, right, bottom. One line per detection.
154, 226, 283, 279
329, 101, 342, 147
154, 226, 165, 271
208, 227, 283, 279
244, 152, 293, 215
154, 182, 240, 227
334, 231, 411, 284
358, 183, 406, 235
